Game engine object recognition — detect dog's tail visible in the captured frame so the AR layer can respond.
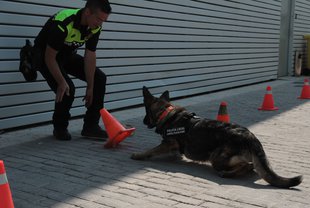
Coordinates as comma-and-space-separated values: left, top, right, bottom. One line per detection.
251, 140, 303, 188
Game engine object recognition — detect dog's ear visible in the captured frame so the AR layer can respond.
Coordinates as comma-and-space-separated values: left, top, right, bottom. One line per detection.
143, 86, 154, 99
160, 90, 170, 101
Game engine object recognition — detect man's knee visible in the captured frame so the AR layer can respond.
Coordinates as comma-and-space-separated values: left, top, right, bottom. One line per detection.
94, 68, 107, 93
65, 82, 76, 101
95, 68, 106, 84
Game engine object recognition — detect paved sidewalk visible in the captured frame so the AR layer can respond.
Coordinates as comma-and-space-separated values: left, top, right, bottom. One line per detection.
0, 77, 309, 208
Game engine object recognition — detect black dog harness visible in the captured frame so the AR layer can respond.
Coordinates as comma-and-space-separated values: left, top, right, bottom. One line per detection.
154, 105, 201, 154
155, 105, 201, 139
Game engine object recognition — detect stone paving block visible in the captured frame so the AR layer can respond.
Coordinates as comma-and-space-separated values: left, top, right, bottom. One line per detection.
200, 202, 233, 208
168, 193, 204, 206
93, 196, 133, 207
50, 203, 80, 208
78, 201, 109, 208
174, 203, 202, 208
143, 195, 179, 206
138, 187, 172, 198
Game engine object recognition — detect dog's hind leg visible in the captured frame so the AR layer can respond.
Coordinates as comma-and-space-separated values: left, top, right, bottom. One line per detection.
216, 159, 253, 178
210, 149, 253, 178
131, 139, 179, 160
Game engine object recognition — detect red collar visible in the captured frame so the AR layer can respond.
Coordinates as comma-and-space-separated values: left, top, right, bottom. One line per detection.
158, 105, 175, 121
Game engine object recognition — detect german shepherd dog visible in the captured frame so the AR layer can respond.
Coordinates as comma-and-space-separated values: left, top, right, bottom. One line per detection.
131, 86, 303, 188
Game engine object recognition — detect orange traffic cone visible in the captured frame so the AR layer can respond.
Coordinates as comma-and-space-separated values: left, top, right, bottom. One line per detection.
217, 102, 230, 123
298, 78, 310, 99
0, 160, 14, 208
258, 86, 278, 111
100, 108, 135, 148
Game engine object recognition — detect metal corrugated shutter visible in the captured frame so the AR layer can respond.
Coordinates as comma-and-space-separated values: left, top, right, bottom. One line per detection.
0, 0, 281, 130
293, 0, 310, 73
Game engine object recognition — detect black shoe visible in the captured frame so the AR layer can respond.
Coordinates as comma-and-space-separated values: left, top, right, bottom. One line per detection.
81, 124, 108, 139
53, 129, 72, 141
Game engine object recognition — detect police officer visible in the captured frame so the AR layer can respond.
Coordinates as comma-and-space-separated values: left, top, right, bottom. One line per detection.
33, 0, 111, 140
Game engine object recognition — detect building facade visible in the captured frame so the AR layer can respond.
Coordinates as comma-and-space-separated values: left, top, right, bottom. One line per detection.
0, 0, 307, 129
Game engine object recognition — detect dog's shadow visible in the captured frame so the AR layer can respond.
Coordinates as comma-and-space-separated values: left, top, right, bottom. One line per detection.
139, 155, 300, 190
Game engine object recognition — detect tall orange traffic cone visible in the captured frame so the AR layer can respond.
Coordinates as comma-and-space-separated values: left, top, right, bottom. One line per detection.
217, 102, 230, 123
100, 108, 135, 148
0, 160, 14, 208
258, 86, 278, 111
298, 78, 310, 99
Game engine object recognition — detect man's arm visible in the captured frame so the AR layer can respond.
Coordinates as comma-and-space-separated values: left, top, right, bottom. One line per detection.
45, 45, 70, 102
83, 49, 97, 107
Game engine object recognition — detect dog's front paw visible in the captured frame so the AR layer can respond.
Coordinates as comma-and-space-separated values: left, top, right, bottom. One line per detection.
131, 153, 148, 160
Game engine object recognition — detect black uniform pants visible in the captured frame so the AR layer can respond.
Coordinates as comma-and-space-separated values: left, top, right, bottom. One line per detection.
39, 53, 106, 130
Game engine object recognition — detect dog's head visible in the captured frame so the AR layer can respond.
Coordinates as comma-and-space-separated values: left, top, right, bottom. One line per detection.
142, 86, 170, 128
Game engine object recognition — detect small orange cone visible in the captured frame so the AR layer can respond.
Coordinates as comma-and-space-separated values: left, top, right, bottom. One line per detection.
298, 78, 310, 99
217, 102, 230, 123
258, 86, 278, 111
0, 160, 14, 208
100, 108, 135, 148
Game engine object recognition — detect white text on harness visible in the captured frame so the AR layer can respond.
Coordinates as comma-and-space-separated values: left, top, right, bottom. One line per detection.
166, 127, 186, 136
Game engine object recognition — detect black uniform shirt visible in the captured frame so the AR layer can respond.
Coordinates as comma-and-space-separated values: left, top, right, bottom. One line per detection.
34, 8, 101, 55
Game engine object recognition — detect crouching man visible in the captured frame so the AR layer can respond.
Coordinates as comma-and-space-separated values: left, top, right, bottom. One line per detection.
33, 0, 112, 140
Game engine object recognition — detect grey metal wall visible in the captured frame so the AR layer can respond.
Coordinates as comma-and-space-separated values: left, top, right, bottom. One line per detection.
292, 0, 310, 73
0, 0, 282, 130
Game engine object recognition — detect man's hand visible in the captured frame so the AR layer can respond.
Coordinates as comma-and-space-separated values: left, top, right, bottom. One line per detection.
83, 87, 93, 108
56, 81, 70, 103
